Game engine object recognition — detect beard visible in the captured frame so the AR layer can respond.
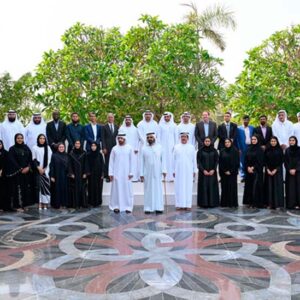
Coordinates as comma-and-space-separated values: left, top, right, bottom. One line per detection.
8, 117, 16, 122
33, 120, 41, 125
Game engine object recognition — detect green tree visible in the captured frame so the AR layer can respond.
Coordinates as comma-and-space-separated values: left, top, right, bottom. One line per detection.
0, 72, 37, 123
227, 25, 300, 123
34, 16, 225, 124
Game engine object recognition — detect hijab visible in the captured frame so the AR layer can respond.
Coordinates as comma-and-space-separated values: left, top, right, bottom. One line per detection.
202, 138, 214, 152
37, 134, 48, 168
55, 143, 68, 168
265, 136, 283, 169
0, 140, 6, 170
288, 136, 299, 155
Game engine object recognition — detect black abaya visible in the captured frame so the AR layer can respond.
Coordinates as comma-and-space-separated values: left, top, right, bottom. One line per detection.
219, 146, 240, 208
284, 145, 300, 209
68, 149, 88, 208
49, 152, 69, 208
86, 150, 104, 207
243, 144, 264, 208
6, 143, 33, 208
0, 142, 9, 210
264, 144, 284, 209
197, 146, 219, 207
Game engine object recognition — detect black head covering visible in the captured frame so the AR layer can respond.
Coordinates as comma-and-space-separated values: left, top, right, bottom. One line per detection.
224, 138, 233, 152
202, 137, 214, 152
37, 134, 48, 168
57, 143, 66, 154
14, 133, 25, 148
72, 140, 84, 155
289, 136, 299, 153
90, 142, 100, 157
54, 143, 68, 168
249, 134, 261, 149
0, 140, 6, 171
0, 140, 4, 154
265, 136, 283, 169
266, 136, 281, 150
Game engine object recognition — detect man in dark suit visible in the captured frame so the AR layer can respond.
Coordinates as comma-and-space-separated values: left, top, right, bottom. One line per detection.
46, 110, 66, 151
102, 113, 119, 182
66, 112, 85, 153
195, 111, 217, 148
253, 115, 273, 150
84, 112, 102, 152
217, 111, 238, 150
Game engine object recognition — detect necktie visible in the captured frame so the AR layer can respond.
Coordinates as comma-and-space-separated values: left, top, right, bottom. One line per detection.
226, 123, 230, 138
110, 124, 114, 134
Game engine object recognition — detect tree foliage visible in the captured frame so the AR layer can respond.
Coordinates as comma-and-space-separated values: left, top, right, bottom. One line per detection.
0, 72, 38, 123
34, 15, 225, 124
228, 25, 300, 123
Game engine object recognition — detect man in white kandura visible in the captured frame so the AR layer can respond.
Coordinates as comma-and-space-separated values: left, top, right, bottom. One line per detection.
173, 133, 197, 210
25, 113, 47, 150
119, 115, 140, 181
140, 132, 166, 214
272, 110, 294, 151
159, 112, 177, 182
109, 133, 134, 214
293, 112, 300, 143
137, 110, 159, 146
177, 112, 196, 146
0, 110, 25, 150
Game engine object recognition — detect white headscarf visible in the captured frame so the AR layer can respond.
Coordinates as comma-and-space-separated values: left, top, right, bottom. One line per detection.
179, 112, 192, 125
141, 111, 155, 123
116, 132, 127, 146
25, 113, 47, 149
121, 115, 136, 128
0, 111, 25, 150
2, 111, 24, 127
159, 112, 175, 125
272, 110, 294, 146
273, 110, 289, 125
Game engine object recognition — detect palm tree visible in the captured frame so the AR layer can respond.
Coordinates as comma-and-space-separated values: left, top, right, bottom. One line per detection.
183, 2, 236, 51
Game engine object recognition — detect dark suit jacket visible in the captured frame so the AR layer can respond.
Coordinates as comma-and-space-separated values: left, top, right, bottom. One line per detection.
102, 123, 119, 152
195, 120, 217, 148
253, 126, 273, 146
217, 122, 238, 150
66, 123, 85, 152
84, 123, 102, 151
46, 120, 66, 147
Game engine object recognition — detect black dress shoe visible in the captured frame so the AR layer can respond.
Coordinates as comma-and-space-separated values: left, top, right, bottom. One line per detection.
113, 209, 120, 213
156, 210, 163, 214
125, 210, 131, 214
144, 211, 151, 214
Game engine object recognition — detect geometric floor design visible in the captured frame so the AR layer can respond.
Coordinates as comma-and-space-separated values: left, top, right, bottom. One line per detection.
1, 207, 300, 299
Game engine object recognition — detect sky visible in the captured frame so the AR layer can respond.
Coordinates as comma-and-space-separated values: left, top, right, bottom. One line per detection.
0, 0, 300, 84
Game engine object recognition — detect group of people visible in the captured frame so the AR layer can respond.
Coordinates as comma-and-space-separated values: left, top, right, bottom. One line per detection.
0, 108, 300, 213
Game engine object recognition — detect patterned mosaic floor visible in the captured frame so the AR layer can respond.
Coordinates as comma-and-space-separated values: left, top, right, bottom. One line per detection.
1, 206, 300, 299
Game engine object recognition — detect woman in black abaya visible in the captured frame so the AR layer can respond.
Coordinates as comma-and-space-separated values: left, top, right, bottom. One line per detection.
50, 143, 69, 209
86, 142, 104, 207
6, 134, 32, 211
264, 136, 284, 209
197, 137, 219, 208
284, 136, 300, 209
243, 134, 265, 208
0, 140, 10, 211
219, 138, 240, 208
68, 140, 88, 209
